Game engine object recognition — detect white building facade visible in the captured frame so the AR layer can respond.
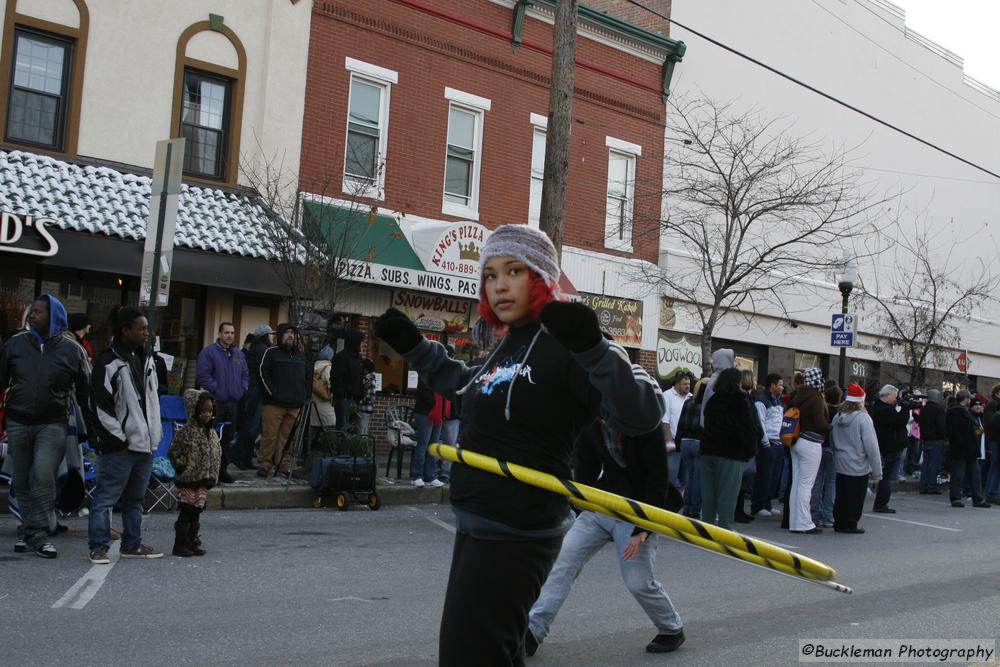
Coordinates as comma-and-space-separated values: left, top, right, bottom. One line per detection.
657, 0, 1000, 390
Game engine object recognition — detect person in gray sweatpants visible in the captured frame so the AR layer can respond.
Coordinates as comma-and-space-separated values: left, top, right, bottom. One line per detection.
526, 421, 685, 657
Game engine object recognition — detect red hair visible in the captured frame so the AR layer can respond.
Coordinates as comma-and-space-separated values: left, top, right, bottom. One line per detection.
477, 269, 557, 329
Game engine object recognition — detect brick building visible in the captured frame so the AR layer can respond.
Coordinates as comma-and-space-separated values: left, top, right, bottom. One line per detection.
299, 1, 685, 434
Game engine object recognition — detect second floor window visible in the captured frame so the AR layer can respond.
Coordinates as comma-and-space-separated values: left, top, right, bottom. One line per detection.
605, 150, 636, 251
6, 29, 71, 150
180, 69, 231, 180
528, 127, 546, 227
344, 76, 387, 186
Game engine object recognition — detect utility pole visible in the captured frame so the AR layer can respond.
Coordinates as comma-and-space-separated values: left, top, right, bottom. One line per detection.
539, 0, 577, 261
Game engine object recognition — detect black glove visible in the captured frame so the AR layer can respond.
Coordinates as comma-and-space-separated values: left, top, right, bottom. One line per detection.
373, 308, 423, 354
539, 301, 603, 353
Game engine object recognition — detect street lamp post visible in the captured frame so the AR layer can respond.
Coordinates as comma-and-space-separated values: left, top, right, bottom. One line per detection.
837, 258, 858, 390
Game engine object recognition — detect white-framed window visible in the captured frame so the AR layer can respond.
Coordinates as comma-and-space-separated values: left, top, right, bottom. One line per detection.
342, 58, 397, 199
527, 113, 547, 228
604, 136, 641, 252
442, 87, 490, 220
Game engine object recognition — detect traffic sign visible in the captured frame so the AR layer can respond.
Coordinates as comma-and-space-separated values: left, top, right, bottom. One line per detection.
956, 351, 969, 373
831, 313, 856, 348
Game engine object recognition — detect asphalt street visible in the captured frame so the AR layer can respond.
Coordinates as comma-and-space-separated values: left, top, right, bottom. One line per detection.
2, 491, 999, 666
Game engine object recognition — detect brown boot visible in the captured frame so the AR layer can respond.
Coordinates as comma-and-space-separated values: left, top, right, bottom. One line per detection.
187, 521, 206, 557
172, 520, 194, 557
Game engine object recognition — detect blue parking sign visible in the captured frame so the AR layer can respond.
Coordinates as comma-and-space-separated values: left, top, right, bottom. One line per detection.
831, 313, 855, 347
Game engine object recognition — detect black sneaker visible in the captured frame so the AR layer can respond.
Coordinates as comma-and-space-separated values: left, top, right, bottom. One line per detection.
872, 506, 896, 514
834, 527, 865, 534
973, 501, 992, 508
34, 543, 57, 559
524, 630, 539, 657
89, 545, 111, 564
951, 500, 965, 508
646, 630, 685, 653
14, 539, 27, 553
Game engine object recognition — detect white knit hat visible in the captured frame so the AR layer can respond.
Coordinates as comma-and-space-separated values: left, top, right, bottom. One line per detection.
478, 224, 560, 286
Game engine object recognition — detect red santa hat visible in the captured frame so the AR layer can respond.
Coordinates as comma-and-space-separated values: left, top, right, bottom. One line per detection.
845, 383, 866, 403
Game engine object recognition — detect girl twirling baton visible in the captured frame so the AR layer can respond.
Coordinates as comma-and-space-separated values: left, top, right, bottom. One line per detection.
374, 225, 663, 666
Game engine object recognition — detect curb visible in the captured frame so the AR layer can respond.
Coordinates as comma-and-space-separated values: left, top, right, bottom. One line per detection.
211, 481, 450, 510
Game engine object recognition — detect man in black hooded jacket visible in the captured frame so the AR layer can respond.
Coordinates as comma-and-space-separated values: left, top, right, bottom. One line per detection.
257, 324, 308, 476
330, 329, 365, 431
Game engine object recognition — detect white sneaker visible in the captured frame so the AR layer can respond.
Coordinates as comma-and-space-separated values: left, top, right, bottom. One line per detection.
411, 479, 425, 488
428, 479, 445, 488
769, 507, 782, 516
755, 509, 772, 517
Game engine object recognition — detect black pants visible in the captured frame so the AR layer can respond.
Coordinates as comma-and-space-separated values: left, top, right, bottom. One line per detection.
439, 531, 563, 667
215, 402, 239, 476
833, 473, 869, 530
949, 458, 984, 503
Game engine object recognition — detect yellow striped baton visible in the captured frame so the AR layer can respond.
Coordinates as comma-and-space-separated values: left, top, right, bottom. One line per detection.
429, 443, 849, 592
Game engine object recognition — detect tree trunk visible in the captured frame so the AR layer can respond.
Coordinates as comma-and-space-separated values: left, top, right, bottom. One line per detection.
700, 329, 714, 377
539, 0, 577, 261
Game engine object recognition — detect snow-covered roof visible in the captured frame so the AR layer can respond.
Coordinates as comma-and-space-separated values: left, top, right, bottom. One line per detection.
0, 149, 281, 259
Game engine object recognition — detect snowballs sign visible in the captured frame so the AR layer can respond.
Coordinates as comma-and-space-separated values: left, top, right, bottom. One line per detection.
657, 331, 703, 380
0, 210, 59, 258
392, 290, 472, 333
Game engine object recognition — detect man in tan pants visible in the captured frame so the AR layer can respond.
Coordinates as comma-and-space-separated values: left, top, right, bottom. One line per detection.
257, 324, 308, 477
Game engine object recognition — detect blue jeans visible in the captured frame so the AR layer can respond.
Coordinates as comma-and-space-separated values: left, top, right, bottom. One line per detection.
679, 438, 701, 516
436, 419, 459, 481
410, 413, 441, 482
528, 511, 683, 642
874, 451, 903, 509
667, 450, 681, 489
919, 440, 945, 493
88, 451, 154, 551
984, 441, 1000, 500
6, 420, 67, 548
234, 385, 262, 464
335, 399, 357, 432
810, 446, 836, 523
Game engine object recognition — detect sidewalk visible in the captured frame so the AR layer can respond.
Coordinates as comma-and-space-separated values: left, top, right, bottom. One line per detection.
207, 467, 450, 510
0, 471, 930, 514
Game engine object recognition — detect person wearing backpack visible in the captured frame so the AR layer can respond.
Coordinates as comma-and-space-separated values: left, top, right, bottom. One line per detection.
699, 368, 760, 529
675, 378, 707, 518
785, 368, 831, 534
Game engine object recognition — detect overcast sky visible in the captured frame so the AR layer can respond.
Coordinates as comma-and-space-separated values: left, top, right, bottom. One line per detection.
889, 0, 1000, 91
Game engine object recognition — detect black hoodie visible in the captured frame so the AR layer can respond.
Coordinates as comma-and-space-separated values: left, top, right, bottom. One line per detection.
330, 330, 364, 402
404, 322, 663, 531
259, 324, 309, 408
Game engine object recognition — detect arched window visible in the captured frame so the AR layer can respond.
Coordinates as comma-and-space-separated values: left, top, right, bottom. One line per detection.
170, 18, 246, 184
0, 0, 89, 155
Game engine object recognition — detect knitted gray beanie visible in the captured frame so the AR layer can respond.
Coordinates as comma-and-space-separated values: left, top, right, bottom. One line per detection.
479, 224, 560, 286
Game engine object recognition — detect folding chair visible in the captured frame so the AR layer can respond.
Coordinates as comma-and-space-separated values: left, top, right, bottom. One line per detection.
144, 395, 186, 514
384, 404, 417, 479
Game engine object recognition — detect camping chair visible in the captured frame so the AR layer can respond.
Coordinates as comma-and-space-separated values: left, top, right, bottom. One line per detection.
144, 395, 186, 513
384, 404, 417, 479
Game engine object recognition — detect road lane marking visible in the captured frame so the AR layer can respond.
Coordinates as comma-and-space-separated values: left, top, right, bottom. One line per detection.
52, 541, 121, 609
863, 514, 961, 532
329, 596, 375, 604
425, 515, 456, 534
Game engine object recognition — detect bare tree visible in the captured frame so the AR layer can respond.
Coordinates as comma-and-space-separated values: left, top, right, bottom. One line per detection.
633, 96, 892, 370
859, 222, 999, 388
239, 145, 399, 330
